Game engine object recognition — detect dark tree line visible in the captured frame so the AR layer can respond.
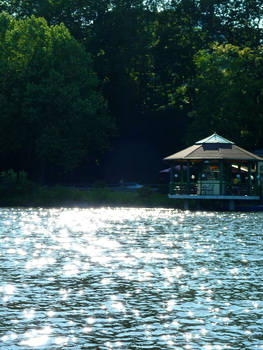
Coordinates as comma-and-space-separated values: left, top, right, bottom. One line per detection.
0, 0, 262, 183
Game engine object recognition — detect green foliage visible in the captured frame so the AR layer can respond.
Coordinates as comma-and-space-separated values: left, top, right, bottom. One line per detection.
36, 186, 88, 205
90, 188, 111, 202
0, 169, 36, 195
0, 183, 177, 207
1, 169, 18, 185
0, 14, 115, 178
186, 43, 263, 148
92, 180, 107, 188
137, 186, 154, 199
0, 0, 262, 184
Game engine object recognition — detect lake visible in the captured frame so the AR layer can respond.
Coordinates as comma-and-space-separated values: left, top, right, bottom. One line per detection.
0, 207, 263, 349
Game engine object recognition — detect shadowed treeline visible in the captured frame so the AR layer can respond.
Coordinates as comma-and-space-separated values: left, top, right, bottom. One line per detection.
0, 1, 262, 184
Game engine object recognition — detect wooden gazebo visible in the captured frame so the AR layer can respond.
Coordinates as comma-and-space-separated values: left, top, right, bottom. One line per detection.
164, 133, 263, 210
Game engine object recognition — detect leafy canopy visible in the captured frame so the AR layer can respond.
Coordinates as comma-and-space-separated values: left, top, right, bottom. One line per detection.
0, 13, 114, 175
187, 43, 263, 148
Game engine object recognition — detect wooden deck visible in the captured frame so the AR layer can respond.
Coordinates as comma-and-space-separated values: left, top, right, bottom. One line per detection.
168, 194, 260, 200
168, 181, 261, 210
169, 181, 260, 197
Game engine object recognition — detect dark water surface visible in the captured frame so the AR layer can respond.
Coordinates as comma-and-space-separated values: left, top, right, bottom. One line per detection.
0, 208, 263, 349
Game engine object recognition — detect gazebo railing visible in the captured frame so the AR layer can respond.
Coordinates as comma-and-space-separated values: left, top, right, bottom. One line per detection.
169, 181, 260, 196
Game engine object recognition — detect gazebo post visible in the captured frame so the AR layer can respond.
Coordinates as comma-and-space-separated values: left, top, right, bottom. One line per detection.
219, 160, 224, 195
180, 163, 184, 191
170, 163, 174, 194
248, 162, 252, 195
255, 162, 259, 195
186, 160, 190, 194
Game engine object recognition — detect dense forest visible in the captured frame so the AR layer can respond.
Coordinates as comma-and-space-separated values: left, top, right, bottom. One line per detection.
0, 0, 262, 184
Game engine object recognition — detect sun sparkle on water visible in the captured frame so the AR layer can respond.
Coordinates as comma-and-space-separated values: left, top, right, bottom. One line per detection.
0, 208, 263, 349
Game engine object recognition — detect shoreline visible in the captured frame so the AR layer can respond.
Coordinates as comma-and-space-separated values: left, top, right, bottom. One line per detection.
0, 185, 180, 209
0, 185, 260, 211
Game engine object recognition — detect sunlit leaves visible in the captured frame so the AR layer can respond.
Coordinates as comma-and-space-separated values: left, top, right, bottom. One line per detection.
187, 44, 263, 148
0, 14, 114, 176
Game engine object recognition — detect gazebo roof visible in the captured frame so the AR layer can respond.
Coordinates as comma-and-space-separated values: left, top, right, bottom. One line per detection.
195, 133, 234, 144
164, 133, 263, 161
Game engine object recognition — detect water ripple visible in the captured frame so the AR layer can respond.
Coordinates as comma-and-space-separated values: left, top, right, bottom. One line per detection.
0, 208, 263, 349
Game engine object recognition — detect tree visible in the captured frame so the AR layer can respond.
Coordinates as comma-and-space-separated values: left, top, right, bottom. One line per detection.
0, 0, 158, 40
0, 13, 114, 180
88, 7, 155, 128
1, 0, 262, 182
186, 44, 263, 148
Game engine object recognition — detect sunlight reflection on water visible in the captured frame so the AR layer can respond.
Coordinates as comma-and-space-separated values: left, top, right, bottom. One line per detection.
0, 208, 263, 349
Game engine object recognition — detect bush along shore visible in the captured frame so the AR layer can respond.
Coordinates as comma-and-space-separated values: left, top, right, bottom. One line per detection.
0, 185, 181, 208
0, 169, 182, 208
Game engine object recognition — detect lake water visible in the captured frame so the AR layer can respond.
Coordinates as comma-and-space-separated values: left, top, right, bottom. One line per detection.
0, 208, 263, 350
